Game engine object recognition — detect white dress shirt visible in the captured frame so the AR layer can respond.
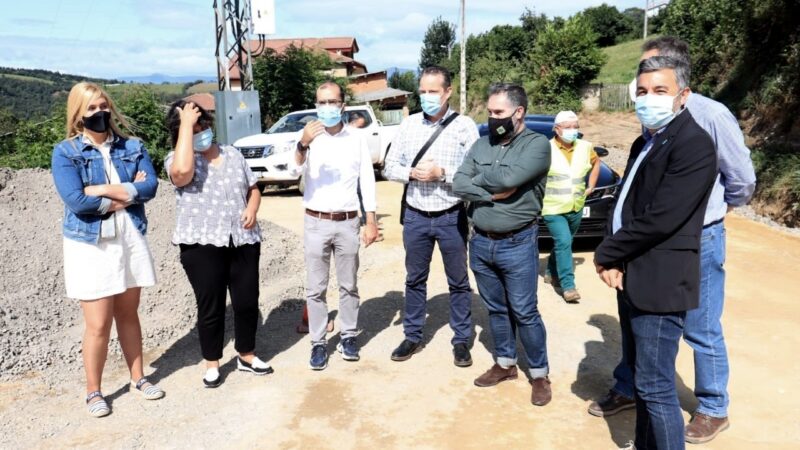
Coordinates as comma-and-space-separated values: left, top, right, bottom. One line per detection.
291, 127, 376, 213
612, 128, 666, 234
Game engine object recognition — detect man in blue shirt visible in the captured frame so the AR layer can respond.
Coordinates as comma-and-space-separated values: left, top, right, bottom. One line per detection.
590, 36, 757, 446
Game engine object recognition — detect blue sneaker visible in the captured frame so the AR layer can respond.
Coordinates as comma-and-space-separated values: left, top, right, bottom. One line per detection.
337, 337, 360, 361
309, 344, 328, 370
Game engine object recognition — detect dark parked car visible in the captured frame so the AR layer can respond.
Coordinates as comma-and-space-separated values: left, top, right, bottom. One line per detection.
477, 115, 622, 238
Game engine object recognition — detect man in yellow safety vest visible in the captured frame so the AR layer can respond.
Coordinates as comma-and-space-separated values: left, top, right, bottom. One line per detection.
541, 111, 601, 303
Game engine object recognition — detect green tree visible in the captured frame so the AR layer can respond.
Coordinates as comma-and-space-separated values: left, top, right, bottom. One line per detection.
252, 46, 335, 126
1, 106, 64, 169
663, 0, 800, 131
527, 16, 607, 112
388, 71, 420, 113
520, 8, 551, 42
580, 3, 634, 47
419, 17, 456, 69
115, 85, 171, 174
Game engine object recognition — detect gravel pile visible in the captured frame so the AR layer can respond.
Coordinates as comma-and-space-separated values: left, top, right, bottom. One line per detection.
0, 168, 305, 383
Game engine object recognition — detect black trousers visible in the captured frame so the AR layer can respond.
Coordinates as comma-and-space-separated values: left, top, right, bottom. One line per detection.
179, 240, 260, 361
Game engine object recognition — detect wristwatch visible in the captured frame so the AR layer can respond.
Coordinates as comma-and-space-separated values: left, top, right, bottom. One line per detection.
297, 141, 309, 152
439, 167, 446, 182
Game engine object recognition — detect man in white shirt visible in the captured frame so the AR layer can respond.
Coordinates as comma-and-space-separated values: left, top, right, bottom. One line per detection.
294, 81, 379, 370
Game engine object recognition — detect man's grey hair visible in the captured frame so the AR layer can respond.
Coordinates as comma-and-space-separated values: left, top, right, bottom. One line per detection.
487, 83, 528, 112
642, 36, 691, 67
638, 56, 691, 90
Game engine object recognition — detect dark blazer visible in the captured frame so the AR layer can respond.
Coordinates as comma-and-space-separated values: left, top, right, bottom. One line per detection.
594, 109, 717, 313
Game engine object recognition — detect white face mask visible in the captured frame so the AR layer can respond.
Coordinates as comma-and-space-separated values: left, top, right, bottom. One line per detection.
635, 93, 681, 130
559, 128, 579, 143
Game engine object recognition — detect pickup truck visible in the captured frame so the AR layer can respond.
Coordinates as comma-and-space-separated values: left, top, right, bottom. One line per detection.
233, 105, 400, 193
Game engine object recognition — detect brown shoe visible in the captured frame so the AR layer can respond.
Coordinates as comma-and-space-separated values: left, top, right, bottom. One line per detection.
588, 390, 636, 417
474, 364, 518, 387
685, 412, 729, 444
530, 377, 552, 406
562, 289, 581, 303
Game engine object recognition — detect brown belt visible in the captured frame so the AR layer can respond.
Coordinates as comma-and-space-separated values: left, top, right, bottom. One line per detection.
474, 221, 534, 240
305, 208, 359, 221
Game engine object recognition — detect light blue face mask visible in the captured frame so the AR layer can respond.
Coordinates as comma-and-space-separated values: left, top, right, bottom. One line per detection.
560, 128, 579, 143
192, 128, 213, 152
420, 93, 443, 116
317, 105, 343, 127
635, 93, 680, 130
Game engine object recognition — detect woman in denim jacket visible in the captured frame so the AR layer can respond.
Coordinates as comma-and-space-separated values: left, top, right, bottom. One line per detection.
51, 82, 164, 417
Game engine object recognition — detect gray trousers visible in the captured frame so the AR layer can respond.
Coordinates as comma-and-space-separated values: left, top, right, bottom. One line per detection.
304, 215, 361, 345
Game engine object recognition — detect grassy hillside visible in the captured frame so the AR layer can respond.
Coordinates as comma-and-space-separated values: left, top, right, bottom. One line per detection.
592, 37, 657, 85
0, 66, 207, 120
105, 83, 188, 102
0, 67, 118, 120
0, 73, 55, 85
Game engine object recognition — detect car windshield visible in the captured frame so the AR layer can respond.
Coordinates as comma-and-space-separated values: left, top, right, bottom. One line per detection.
266, 112, 318, 134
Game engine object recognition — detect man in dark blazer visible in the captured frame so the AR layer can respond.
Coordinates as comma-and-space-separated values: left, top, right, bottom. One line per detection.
594, 56, 717, 450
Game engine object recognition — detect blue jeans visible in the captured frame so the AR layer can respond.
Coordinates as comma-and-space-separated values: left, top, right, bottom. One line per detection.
612, 222, 729, 418
618, 293, 686, 450
402, 207, 472, 345
469, 225, 548, 378
543, 210, 583, 289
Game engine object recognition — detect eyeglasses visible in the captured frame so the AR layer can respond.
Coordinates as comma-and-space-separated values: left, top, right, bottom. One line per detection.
316, 100, 342, 106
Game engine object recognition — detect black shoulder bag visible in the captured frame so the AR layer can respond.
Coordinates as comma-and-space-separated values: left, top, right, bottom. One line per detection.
398, 112, 459, 224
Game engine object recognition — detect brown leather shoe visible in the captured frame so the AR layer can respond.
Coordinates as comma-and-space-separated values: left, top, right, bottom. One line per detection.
562, 289, 581, 303
685, 412, 730, 444
474, 364, 518, 387
588, 390, 636, 417
530, 377, 552, 406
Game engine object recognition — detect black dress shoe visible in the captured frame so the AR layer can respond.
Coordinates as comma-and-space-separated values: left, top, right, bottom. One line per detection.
453, 343, 472, 367
391, 339, 423, 361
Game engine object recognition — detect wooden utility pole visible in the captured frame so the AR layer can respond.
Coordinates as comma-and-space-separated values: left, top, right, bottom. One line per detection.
460, 0, 466, 113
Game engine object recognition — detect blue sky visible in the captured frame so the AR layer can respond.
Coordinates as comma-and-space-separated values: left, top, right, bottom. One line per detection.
0, 0, 645, 79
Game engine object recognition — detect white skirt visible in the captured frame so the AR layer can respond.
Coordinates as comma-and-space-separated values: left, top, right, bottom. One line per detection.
63, 212, 157, 300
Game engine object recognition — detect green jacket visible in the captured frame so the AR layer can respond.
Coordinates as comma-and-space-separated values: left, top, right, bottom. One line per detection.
452, 129, 551, 233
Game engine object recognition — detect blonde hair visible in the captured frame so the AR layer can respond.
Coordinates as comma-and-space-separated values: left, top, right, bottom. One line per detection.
65, 82, 130, 139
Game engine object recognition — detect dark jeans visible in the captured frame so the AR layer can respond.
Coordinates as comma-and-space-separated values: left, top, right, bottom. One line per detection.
179, 240, 261, 361
613, 222, 730, 418
618, 292, 686, 450
469, 225, 548, 378
402, 207, 472, 345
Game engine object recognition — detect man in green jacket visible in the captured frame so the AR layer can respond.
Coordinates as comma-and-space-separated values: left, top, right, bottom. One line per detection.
453, 83, 552, 407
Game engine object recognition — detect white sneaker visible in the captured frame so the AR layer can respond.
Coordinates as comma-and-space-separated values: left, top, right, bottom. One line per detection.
203, 367, 221, 388
237, 356, 274, 375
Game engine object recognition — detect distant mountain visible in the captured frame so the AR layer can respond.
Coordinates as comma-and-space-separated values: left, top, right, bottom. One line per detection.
385, 67, 417, 78
120, 74, 216, 84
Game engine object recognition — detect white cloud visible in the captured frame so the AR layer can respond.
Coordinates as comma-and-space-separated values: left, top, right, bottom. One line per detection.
1, 0, 643, 77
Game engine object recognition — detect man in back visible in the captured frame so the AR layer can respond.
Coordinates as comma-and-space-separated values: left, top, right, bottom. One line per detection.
595, 55, 717, 449
591, 36, 756, 445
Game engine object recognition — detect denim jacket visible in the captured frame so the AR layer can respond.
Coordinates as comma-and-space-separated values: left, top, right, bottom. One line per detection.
51, 134, 159, 243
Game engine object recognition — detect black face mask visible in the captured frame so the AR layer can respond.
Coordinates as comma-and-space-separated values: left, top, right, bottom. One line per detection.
488, 115, 516, 145
82, 111, 111, 133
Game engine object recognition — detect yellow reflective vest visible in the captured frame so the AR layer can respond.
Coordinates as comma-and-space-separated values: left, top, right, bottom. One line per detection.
542, 138, 593, 215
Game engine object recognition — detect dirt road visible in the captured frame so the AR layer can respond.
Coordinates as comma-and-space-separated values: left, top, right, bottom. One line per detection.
2, 174, 799, 449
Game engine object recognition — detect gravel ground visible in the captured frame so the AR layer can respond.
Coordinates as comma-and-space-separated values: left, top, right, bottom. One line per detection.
0, 168, 305, 385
